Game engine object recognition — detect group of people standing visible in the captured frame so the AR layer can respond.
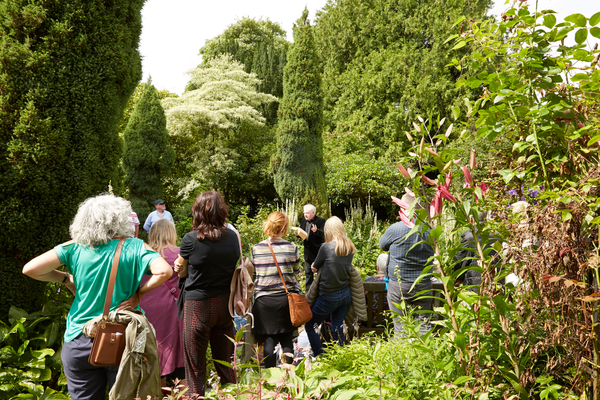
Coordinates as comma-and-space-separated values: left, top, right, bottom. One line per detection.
22, 192, 362, 400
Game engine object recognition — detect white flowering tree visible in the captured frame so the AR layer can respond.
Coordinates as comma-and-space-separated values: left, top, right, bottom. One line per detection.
162, 54, 277, 202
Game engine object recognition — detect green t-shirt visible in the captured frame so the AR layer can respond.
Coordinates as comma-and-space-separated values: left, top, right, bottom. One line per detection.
54, 238, 161, 342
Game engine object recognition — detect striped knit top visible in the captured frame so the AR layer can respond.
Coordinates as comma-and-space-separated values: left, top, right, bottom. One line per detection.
251, 238, 301, 300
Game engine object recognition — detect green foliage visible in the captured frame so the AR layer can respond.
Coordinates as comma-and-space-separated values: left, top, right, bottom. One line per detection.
274, 9, 328, 215
199, 17, 288, 72
163, 54, 277, 209
449, 5, 600, 191
0, 304, 70, 399
118, 82, 178, 137
251, 41, 288, 124
343, 200, 390, 278
313, 0, 491, 158
199, 17, 289, 124
123, 81, 175, 223
324, 131, 405, 216
235, 201, 303, 259
0, 0, 144, 318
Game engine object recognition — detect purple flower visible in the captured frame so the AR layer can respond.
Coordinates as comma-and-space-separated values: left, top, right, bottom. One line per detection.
508, 189, 517, 196
274, 198, 279, 201
258, 202, 263, 205
529, 190, 539, 198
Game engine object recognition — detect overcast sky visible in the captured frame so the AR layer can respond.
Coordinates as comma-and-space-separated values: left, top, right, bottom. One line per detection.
140, 0, 598, 95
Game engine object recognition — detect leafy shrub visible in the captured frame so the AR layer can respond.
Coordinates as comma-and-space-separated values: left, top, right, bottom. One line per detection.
0, 304, 70, 399
343, 199, 390, 278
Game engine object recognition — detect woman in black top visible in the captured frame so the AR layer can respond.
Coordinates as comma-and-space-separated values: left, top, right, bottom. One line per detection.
175, 191, 239, 397
305, 216, 355, 356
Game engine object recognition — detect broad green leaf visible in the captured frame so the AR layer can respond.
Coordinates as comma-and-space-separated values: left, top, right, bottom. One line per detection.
8, 307, 28, 325
31, 349, 54, 359
591, 27, 600, 39
565, 13, 587, 27
575, 28, 588, 44
444, 34, 459, 44
452, 40, 467, 50
590, 11, 600, 26
571, 73, 589, 82
543, 14, 556, 29
498, 169, 516, 184
10, 394, 36, 400
494, 94, 505, 104
330, 389, 361, 400
451, 106, 461, 120
38, 367, 52, 382
454, 332, 467, 351
588, 135, 600, 146
211, 359, 232, 368
453, 375, 474, 385
430, 225, 443, 240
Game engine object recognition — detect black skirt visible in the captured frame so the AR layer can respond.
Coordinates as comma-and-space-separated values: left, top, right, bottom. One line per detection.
252, 292, 295, 335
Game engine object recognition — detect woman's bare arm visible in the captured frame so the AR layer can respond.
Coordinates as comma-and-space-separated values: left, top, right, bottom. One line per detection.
22, 246, 76, 294
174, 255, 188, 278
118, 244, 173, 310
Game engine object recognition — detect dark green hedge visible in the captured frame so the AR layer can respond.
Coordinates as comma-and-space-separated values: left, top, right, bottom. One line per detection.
0, 0, 144, 319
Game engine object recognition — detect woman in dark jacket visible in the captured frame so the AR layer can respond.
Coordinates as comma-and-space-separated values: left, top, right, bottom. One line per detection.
305, 216, 355, 356
175, 191, 239, 397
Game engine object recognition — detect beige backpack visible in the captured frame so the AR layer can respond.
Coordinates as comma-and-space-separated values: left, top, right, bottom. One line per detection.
229, 230, 255, 326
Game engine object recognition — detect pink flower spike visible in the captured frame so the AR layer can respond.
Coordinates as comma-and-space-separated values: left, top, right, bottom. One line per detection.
453, 158, 462, 165
429, 189, 444, 217
399, 211, 415, 228
397, 163, 411, 179
391, 196, 411, 210
439, 185, 457, 203
444, 171, 452, 189
420, 174, 437, 186
461, 166, 474, 187
430, 199, 437, 218
470, 150, 476, 170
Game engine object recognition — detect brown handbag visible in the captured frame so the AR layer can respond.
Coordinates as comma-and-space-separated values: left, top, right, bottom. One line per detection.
267, 240, 312, 327
88, 238, 127, 367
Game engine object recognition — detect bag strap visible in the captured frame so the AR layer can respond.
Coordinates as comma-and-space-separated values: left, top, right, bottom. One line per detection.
267, 239, 289, 294
164, 280, 178, 300
103, 238, 125, 319
233, 228, 244, 266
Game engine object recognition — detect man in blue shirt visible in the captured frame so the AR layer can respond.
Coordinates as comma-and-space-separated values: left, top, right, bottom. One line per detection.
143, 199, 174, 233
379, 193, 434, 335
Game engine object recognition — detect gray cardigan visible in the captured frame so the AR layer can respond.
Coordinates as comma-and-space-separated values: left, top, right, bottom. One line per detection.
306, 266, 368, 325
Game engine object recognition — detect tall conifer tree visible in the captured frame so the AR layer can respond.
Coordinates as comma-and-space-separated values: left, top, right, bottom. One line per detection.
274, 9, 327, 214
0, 0, 143, 316
123, 81, 175, 224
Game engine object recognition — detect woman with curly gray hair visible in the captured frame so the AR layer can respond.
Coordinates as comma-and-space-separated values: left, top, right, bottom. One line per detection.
23, 194, 172, 400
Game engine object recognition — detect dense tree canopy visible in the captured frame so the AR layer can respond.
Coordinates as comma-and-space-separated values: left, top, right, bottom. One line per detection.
314, 0, 492, 158
199, 17, 288, 73
274, 9, 328, 214
199, 17, 289, 124
162, 55, 277, 206
0, 0, 143, 317
123, 81, 175, 224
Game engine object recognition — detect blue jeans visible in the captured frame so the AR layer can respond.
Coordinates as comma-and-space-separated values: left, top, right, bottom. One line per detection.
305, 286, 352, 356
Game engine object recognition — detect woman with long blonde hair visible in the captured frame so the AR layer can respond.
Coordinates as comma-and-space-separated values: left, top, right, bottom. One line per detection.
141, 218, 186, 389
305, 216, 355, 356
